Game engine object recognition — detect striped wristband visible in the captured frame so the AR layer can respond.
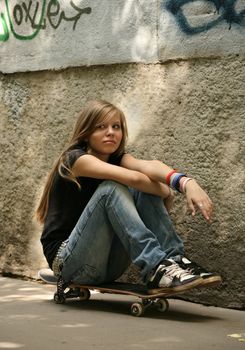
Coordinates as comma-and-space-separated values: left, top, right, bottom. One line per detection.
170, 173, 186, 192
166, 170, 177, 186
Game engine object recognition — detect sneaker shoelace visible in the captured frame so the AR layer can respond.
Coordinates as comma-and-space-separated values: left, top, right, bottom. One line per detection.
184, 262, 208, 275
159, 262, 193, 280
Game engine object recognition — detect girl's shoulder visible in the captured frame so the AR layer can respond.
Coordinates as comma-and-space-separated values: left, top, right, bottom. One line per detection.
66, 146, 87, 167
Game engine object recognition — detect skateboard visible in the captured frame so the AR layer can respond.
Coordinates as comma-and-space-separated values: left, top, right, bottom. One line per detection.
38, 268, 173, 317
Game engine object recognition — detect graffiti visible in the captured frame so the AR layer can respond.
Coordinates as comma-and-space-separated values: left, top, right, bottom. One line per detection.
0, 0, 92, 42
164, 0, 245, 35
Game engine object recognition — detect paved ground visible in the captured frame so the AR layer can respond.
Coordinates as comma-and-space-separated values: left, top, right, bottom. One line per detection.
0, 276, 244, 350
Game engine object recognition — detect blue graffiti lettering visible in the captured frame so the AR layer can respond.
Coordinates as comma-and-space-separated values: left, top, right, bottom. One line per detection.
164, 0, 245, 35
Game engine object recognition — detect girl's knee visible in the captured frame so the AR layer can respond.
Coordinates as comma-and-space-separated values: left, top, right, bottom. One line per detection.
99, 180, 128, 194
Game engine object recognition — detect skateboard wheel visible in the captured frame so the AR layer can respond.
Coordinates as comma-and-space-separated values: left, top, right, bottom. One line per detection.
54, 292, 66, 304
79, 288, 91, 301
131, 303, 144, 317
156, 298, 169, 312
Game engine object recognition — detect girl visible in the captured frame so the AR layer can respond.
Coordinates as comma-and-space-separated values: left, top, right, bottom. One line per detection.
36, 99, 221, 293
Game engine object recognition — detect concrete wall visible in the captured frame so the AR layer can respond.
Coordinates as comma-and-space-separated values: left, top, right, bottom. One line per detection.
0, 1, 244, 309
0, 0, 244, 72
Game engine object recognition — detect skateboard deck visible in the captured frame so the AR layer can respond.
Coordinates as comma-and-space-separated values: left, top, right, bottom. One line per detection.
38, 268, 173, 316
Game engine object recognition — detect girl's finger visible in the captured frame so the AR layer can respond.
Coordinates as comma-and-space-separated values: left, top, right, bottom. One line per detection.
187, 198, 196, 217
198, 201, 212, 223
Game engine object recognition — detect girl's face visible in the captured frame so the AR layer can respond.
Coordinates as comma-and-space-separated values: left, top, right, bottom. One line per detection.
87, 114, 123, 161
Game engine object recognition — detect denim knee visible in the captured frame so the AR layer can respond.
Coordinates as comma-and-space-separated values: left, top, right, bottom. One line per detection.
98, 180, 128, 195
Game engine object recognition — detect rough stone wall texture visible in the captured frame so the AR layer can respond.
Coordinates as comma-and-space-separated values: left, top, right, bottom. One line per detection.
0, 58, 244, 308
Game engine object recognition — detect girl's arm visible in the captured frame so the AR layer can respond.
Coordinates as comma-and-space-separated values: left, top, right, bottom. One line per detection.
121, 154, 213, 223
120, 154, 173, 183
72, 154, 171, 199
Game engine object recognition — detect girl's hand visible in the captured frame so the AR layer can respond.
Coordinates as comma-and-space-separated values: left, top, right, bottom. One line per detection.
164, 188, 175, 214
185, 180, 213, 223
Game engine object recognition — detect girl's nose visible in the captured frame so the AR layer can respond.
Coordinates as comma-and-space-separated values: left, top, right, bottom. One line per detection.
106, 126, 114, 134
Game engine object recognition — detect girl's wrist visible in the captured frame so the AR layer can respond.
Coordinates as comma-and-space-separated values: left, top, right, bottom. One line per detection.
180, 177, 194, 193
165, 170, 188, 193
184, 178, 196, 193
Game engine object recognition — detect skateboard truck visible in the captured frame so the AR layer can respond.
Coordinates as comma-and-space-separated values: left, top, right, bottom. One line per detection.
131, 298, 169, 317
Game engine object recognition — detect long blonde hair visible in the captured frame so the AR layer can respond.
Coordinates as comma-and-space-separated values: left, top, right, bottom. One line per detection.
36, 100, 128, 223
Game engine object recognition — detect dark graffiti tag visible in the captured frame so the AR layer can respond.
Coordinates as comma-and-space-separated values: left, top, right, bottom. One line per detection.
164, 0, 245, 35
0, 0, 92, 42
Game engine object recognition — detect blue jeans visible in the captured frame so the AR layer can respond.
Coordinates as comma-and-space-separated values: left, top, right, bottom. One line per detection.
58, 181, 184, 284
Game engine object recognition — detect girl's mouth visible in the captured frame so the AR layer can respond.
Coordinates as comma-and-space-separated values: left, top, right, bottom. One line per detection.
103, 140, 116, 144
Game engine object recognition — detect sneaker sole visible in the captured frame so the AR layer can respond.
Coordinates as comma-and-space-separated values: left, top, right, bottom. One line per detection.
147, 277, 203, 295
198, 275, 222, 288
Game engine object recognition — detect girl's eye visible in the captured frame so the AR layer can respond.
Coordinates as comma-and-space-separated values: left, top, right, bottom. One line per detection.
113, 124, 121, 129
97, 124, 105, 129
